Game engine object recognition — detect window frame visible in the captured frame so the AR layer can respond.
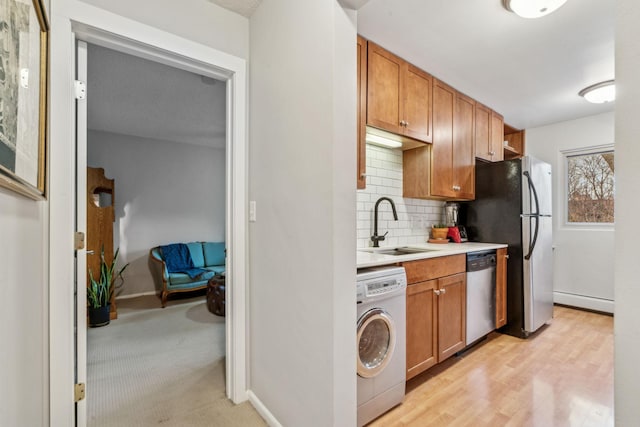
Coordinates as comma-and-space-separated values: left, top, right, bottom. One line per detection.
561, 144, 615, 229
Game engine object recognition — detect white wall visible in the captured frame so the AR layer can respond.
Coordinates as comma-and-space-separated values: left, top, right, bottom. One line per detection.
87, 130, 225, 297
0, 1, 51, 424
249, 0, 356, 425
615, 0, 640, 424
357, 144, 445, 248
526, 112, 615, 313
0, 193, 48, 425
79, 0, 249, 60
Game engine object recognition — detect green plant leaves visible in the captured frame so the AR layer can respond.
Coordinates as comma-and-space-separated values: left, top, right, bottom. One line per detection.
86, 245, 129, 309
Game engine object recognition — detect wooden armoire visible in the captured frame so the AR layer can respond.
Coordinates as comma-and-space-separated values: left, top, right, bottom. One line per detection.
87, 167, 117, 319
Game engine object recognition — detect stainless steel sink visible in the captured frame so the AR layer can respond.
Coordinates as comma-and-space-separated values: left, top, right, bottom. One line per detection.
361, 247, 439, 256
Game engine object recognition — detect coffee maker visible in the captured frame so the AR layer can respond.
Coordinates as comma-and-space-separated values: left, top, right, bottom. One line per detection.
444, 202, 468, 243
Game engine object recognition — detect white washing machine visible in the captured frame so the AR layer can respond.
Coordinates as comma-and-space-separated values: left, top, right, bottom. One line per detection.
356, 265, 407, 427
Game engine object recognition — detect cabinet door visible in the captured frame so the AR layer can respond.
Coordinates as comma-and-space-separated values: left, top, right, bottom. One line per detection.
437, 272, 466, 362
357, 35, 367, 189
495, 247, 508, 328
490, 111, 505, 162
402, 64, 432, 143
406, 279, 438, 380
474, 103, 491, 162
402, 146, 429, 199
431, 79, 455, 198
453, 92, 475, 200
367, 42, 402, 134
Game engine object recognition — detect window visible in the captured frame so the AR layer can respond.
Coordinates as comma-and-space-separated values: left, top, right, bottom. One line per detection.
565, 148, 614, 224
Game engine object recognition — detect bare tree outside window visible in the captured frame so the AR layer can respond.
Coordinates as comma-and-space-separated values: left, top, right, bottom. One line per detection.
567, 151, 614, 223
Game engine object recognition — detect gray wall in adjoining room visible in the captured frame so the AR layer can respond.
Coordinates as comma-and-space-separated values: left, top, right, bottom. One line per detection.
88, 129, 225, 297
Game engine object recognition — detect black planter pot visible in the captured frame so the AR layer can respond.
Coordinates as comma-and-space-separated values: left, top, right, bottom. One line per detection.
88, 304, 111, 327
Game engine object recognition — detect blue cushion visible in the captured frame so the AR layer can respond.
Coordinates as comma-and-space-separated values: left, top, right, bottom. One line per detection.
205, 266, 226, 275
187, 242, 205, 268
168, 270, 215, 286
203, 242, 225, 266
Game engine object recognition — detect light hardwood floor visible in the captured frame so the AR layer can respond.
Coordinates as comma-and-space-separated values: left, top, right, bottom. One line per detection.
370, 305, 613, 427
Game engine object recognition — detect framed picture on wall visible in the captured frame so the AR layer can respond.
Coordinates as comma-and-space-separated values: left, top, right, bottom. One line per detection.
0, 0, 48, 200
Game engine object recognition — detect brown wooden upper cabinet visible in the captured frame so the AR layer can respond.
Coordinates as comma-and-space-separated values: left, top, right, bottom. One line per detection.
504, 124, 526, 159
356, 35, 367, 189
475, 103, 504, 162
366, 41, 433, 143
490, 110, 505, 162
453, 91, 475, 199
427, 80, 475, 200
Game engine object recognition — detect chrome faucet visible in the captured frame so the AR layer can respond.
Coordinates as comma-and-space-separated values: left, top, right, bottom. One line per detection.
371, 197, 398, 247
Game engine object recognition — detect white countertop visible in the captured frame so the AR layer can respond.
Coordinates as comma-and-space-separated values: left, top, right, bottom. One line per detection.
357, 242, 508, 269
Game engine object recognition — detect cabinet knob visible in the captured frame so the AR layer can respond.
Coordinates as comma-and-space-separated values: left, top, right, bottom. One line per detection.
434, 289, 441, 296
452, 185, 460, 191
360, 173, 367, 178
399, 120, 405, 126
505, 254, 509, 259
440, 288, 446, 294
489, 151, 495, 156
405, 121, 409, 127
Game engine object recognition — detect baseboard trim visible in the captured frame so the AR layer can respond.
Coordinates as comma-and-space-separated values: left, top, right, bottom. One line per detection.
248, 390, 282, 427
116, 291, 157, 300
554, 291, 614, 314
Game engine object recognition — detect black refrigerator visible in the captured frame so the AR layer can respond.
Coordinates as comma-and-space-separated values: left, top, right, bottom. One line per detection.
462, 156, 554, 338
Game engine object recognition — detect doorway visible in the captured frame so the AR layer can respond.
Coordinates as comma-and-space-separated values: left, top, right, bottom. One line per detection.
80, 40, 228, 423
56, 20, 249, 425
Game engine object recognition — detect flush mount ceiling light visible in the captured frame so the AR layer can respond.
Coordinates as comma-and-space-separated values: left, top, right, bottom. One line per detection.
503, 0, 568, 18
579, 80, 616, 104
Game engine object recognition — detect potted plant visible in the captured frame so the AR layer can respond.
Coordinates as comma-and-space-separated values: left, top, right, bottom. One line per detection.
431, 224, 449, 240
87, 246, 129, 327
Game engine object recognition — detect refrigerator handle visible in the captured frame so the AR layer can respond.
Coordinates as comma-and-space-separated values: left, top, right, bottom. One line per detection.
523, 171, 540, 215
524, 215, 539, 260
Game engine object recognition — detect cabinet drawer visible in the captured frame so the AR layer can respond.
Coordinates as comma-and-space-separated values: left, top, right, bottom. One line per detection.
403, 254, 465, 284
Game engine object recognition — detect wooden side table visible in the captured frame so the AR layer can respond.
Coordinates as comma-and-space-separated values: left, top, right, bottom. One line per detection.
207, 274, 225, 316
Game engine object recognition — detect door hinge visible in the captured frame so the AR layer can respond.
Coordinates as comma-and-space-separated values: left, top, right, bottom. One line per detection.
74, 232, 85, 250
74, 383, 85, 402
74, 80, 86, 100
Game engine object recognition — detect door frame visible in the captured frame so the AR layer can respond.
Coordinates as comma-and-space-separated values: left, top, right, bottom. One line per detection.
49, 3, 248, 424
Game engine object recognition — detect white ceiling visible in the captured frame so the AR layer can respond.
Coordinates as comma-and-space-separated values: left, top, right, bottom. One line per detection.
358, 0, 615, 129
87, 0, 614, 143
87, 44, 227, 149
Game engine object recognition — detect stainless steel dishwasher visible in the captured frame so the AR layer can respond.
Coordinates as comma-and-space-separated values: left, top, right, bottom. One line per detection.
466, 250, 497, 346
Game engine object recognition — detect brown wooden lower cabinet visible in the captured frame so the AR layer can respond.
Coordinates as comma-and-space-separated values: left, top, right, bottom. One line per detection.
405, 255, 466, 381
406, 279, 438, 378
436, 273, 466, 362
495, 248, 508, 328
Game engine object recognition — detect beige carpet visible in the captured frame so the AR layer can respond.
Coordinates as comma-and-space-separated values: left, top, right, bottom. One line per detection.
87, 294, 266, 427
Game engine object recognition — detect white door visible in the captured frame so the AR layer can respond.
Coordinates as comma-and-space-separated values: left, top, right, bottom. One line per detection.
75, 39, 89, 425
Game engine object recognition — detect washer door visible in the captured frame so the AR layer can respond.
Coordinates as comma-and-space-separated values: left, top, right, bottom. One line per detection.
357, 308, 396, 378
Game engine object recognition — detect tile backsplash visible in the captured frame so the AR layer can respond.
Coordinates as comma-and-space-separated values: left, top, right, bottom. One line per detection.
357, 144, 445, 248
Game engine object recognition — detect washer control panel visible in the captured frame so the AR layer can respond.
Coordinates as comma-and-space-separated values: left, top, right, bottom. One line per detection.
356, 266, 407, 302
366, 279, 403, 296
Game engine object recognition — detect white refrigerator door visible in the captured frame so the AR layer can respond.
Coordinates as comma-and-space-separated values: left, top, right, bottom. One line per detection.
522, 215, 554, 334
522, 156, 553, 216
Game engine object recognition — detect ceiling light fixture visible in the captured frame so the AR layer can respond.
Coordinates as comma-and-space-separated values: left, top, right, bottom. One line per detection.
365, 133, 403, 149
503, 0, 568, 19
579, 80, 616, 104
